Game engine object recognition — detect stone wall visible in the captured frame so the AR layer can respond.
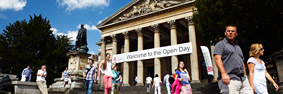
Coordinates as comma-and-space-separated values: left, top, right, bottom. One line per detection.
12, 81, 41, 94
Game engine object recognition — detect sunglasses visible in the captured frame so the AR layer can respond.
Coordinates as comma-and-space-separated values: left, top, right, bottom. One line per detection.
260, 48, 264, 51
226, 30, 236, 32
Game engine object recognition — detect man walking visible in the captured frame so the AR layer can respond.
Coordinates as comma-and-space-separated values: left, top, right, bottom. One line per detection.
145, 74, 152, 92
214, 25, 253, 94
83, 59, 97, 94
36, 65, 48, 94
163, 72, 172, 94
21, 65, 32, 82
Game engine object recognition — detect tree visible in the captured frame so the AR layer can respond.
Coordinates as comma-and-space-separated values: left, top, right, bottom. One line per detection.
194, 0, 283, 63
0, 14, 73, 85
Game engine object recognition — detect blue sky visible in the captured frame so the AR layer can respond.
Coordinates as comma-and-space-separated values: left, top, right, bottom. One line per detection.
0, 0, 132, 54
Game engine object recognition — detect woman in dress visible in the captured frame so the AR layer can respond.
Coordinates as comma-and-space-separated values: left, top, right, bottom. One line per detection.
247, 43, 279, 94
175, 61, 192, 94
99, 53, 116, 94
152, 74, 162, 94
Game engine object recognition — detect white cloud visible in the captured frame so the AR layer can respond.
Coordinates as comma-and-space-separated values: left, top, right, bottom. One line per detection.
97, 20, 103, 25
97, 17, 108, 25
0, 0, 27, 11
66, 30, 78, 41
77, 24, 98, 31
50, 28, 78, 41
57, 0, 110, 11
50, 28, 58, 34
0, 13, 7, 19
77, 24, 101, 33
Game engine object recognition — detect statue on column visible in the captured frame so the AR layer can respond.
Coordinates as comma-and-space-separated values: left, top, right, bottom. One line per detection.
75, 24, 88, 53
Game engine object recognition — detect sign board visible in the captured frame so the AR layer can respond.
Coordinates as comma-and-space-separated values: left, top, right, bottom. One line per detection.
200, 46, 214, 76
113, 42, 192, 63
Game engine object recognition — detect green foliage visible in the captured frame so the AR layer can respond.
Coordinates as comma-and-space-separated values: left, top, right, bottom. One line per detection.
194, 0, 283, 61
0, 14, 73, 85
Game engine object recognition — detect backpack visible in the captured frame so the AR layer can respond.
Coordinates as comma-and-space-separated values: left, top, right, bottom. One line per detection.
169, 75, 174, 84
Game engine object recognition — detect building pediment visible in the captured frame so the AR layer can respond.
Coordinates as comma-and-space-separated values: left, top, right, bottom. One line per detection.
97, 0, 193, 29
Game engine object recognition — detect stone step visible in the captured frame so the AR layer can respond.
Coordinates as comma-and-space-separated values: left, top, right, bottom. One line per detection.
53, 82, 283, 94
90, 83, 220, 94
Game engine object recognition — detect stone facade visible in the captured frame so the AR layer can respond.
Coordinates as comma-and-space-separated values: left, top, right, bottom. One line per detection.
96, 0, 218, 86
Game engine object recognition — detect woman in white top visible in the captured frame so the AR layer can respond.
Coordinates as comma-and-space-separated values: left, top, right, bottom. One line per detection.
99, 53, 116, 94
152, 74, 162, 94
247, 43, 279, 94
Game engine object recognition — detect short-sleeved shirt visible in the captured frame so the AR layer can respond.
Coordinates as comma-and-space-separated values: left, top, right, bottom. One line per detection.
176, 70, 190, 85
146, 77, 152, 84
84, 65, 96, 80
62, 70, 70, 79
112, 71, 121, 83
247, 57, 267, 93
154, 77, 161, 87
36, 69, 47, 82
214, 38, 245, 81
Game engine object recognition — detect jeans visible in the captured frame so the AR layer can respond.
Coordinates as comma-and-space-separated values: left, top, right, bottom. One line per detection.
146, 83, 151, 92
166, 84, 172, 94
85, 80, 94, 94
154, 86, 161, 94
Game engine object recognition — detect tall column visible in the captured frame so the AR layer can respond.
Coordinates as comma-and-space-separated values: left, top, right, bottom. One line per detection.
99, 37, 106, 88
168, 20, 178, 74
186, 16, 200, 83
136, 28, 144, 86
152, 24, 161, 77
112, 34, 117, 55
210, 41, 218, 82
123, 31, 130, 86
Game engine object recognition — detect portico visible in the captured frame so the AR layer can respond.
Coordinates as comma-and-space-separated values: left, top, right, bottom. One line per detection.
96, 0, 214, 86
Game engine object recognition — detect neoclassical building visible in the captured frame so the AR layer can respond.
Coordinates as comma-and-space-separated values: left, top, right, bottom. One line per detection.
96, 0, 218, 86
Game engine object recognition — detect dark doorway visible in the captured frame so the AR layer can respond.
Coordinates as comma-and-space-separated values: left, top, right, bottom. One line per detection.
148, 66, 154, 78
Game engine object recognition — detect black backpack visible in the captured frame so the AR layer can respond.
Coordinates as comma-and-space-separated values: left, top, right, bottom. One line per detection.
169, 75, 174, 84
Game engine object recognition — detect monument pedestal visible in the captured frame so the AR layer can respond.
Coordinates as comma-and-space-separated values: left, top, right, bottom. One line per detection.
271, 50, 283, 85
48, 51, 90, 94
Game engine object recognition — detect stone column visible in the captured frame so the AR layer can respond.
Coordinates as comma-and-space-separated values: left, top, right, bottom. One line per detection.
123, 31, 130, 86
152, 24, 162, 77
168, 20, 178, 74
210, 41, 218, 81
136, 28, 144, 86
112, 34, 117, 55
186, 16, 200, 83
99, 37, 106, 88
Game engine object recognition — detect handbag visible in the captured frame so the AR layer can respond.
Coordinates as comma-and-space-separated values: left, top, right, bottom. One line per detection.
111, 70, 117, 78
20, 75, 26, 82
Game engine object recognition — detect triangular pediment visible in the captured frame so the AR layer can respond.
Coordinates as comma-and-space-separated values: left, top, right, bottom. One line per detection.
97, 0, 192, 29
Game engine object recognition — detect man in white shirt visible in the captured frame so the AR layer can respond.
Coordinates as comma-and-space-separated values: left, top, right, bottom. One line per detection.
145, 74, 152, 92
36, 65, 47, 94
163, 72, 171, 94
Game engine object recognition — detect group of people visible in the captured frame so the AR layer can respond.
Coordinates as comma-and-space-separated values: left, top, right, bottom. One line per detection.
19, 53, 122, 94
97, 53, 122, 94
144, 25, 280, 94
20, 65, 48, 94
20, 65, 71, 94
145, 61, 192, 94
82, 53, 123, 94
214, 25, 279, 94
19, 25, 280, 94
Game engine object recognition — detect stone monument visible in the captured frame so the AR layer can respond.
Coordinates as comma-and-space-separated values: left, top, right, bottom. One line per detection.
75, 24, 89, 53
49, 24, 90, 94
271, 49, 283, 85
270, 49, 283, 93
